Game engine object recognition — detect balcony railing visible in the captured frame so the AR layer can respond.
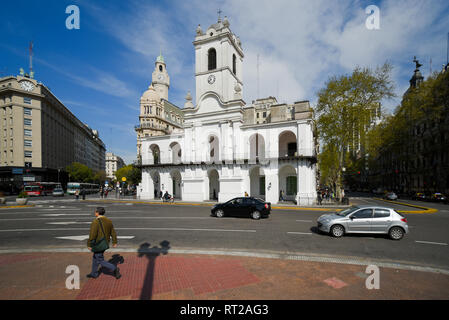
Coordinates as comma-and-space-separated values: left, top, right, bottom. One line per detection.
141, 149, 316, 166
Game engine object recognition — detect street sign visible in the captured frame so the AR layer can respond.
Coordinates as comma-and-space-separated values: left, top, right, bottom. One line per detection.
12, 168, 23, 175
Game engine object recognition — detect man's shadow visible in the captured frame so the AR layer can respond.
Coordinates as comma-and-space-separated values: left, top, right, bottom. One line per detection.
99, 254, 125, 276
137, 241, 171, 300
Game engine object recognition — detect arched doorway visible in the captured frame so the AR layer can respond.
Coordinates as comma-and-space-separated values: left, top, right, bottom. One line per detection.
279, 131, 297, 158
169, 142, 182, 164
170, 170, 182, 199
249, 133, 265, 163
279, 165, 297, 202
149, 144, 160, 164
249, 166, 265, 200
208, 169, 219, 201
150, 171, 161, 199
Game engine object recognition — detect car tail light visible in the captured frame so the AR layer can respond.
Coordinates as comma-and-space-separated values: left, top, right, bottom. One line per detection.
401, 218, 407, 223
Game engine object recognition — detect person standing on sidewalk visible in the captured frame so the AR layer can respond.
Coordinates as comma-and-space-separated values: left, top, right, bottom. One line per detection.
86, 207, 121, 279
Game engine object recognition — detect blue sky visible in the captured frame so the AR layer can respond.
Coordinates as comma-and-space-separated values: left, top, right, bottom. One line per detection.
1, 0, 448, 164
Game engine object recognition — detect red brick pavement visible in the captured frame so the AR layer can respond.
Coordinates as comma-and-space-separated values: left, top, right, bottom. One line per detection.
76, 255, 260, 300
0, 252, 448, 300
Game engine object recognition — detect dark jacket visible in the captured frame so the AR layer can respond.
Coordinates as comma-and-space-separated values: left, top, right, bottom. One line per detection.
87, 216, 117, 248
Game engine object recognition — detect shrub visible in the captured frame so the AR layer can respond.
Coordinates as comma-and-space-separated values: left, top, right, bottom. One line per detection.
18, 191, 28, 198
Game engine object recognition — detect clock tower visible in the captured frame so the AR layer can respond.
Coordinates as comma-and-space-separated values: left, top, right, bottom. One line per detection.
151, 53, 170, 100
193, 15, 244, 105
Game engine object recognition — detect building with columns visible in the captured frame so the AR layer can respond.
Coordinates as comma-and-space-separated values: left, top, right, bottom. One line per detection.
137, 16, 317, 205
135, 53, 184, 163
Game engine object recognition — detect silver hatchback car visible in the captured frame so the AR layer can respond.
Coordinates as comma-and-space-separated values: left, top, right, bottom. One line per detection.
317, 205, 409, 240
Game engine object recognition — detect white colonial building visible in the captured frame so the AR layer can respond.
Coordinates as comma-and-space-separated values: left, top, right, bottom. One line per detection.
137, 16, 318, 205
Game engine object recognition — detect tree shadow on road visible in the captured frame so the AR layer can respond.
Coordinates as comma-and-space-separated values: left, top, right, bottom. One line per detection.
137, 240, 171, 300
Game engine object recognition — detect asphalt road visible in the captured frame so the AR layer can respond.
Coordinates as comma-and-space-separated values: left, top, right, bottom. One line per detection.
0, 196, 448, 270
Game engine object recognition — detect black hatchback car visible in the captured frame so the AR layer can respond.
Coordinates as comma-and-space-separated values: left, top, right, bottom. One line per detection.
211, 197, 271, 220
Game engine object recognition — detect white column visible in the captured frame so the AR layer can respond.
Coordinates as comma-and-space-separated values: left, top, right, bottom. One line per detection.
140, 169, 153, 200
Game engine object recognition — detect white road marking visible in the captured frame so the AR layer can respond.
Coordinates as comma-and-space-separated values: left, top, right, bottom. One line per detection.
47, 222, 91, 225
115, 228, 257, 233
287, 232, 313, 235
38, 208, 81, 211
56, 235, 135, 241
0, 216, 208, 221
296, 220, 313, 223
0, 227, 256, 233
415, 241, 448, 246
39, 214, 90, 217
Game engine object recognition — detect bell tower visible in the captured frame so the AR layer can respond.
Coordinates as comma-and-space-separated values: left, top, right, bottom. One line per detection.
152, 53, 170, 100
193, 15, 244, 105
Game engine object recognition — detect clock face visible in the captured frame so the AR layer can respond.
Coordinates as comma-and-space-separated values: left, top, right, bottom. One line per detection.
157, 74, 164, 81
20, 81, 35, 92
207, 74, 216, 84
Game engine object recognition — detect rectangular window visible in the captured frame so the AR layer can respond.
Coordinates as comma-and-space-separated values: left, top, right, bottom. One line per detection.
24, 129, 32, 137
24, 108, 32, 115
9, 117, 12, 125
10, 139, 13, 147
24, 97, 32, 104
24, 151, 32, 158
263, 112, 267, 118
9, 128, 13, 136
259, 176, 266, 196
24, 118, 32, 126
24, 140, 32, 147
286, 176, 297, 196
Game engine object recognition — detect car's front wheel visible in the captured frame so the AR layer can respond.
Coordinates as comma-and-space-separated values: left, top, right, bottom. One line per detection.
251, 210, 261, 220
389, 226, 404, 240
215, 209, 224, 218
330, 224, 344, 237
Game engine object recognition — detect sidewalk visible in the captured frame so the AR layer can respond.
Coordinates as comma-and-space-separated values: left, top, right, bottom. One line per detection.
0, 249, 448, 300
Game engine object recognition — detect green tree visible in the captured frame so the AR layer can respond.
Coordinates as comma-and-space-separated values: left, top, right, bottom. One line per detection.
66, 162, 94, 182
316, 63, 395, 198
370, 69, 449, 193
114, 165, 141, 185
93, 170, 107, 184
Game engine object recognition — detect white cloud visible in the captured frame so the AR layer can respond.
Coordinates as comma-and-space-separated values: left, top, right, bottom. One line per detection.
76, 0, 448, 156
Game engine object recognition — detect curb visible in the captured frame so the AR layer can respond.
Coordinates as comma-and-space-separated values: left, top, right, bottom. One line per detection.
0, 205, 35, 209
373, 198, 438, 214
84, 199, 349, 212
1, 246, 448, 275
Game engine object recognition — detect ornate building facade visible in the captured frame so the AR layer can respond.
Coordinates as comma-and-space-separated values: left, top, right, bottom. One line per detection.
135, 54, 184, 163
137, 16, 317, 205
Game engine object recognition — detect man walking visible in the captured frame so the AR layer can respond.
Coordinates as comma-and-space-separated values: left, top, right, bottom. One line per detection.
86, 207, 121, 279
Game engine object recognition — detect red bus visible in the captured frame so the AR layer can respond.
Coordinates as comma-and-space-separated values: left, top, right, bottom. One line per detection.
23, 182, 62, 196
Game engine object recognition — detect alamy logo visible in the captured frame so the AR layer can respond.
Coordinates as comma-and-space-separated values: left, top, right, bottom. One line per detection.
65, 5, 80, 30
365, 265, 380, 289
65, 265, 80, 290
365, 5, 380, 30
